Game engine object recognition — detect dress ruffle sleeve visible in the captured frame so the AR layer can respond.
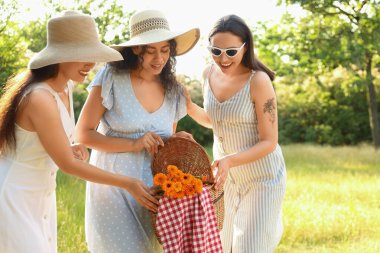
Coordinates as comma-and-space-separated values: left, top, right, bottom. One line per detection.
174, 89, 187, 122
87, 64, 114, 110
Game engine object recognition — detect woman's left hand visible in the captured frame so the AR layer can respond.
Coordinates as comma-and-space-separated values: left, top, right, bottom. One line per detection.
71, 143, 89, 161
172, 131, 195, 141
212, 157, 232, 190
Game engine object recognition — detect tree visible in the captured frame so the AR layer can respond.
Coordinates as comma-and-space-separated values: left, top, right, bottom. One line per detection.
0, 0, 29, 86
278, 0, 380, 148
0, 0, 134, 117
176, 74, 213, 145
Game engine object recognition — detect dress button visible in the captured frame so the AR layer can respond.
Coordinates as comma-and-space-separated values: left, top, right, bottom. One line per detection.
44, 215, 47, 219
48, 237, 52, 242
51, 172, 55, 176
219, 136, 223, 142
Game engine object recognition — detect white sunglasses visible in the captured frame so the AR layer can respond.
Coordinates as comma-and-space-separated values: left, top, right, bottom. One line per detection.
207, 42, 246, 58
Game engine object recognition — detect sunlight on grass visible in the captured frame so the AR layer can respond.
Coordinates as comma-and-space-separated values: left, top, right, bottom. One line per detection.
56, 144, 380, 253
277, 144, 380, 253
56, 173, 87, 253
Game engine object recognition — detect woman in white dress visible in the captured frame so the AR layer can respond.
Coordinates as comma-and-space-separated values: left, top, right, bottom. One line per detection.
187, 15, 286, 253
0, 11, 158, 253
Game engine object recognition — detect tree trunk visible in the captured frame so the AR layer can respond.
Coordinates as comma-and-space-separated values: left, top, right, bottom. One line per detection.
365, 54, 380, 149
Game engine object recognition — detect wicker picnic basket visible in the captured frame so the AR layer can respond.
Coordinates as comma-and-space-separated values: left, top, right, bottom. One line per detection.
151, 136, 224, 236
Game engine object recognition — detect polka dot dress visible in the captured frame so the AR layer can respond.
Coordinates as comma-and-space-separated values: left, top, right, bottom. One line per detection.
85, 65, 186, 253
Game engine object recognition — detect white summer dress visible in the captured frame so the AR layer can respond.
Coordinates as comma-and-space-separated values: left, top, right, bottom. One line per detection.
204, 67, 287, 253
0, 82, 75, 253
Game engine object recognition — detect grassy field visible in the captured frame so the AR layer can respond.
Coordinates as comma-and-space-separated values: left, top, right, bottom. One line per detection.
56, 144, 380, 253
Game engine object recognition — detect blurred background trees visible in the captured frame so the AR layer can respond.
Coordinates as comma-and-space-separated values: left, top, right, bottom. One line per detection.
256, 0, 380, 147
1, 0, 379, 148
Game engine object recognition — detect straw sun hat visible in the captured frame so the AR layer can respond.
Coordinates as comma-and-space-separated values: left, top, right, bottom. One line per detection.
28, 11, 123, 69
111, 10, 200, 56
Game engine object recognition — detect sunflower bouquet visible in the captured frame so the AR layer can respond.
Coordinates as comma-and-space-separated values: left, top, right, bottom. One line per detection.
152, 164, 223, 252
153, 165, 205, 199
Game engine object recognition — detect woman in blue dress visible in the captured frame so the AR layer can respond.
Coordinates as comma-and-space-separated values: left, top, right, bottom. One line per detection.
76, 10, 200, 253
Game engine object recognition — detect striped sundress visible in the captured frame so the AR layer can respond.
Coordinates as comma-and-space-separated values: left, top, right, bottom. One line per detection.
203, 67, 286, 253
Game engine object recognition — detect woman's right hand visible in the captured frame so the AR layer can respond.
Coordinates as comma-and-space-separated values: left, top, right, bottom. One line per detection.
126, 178, 159, 213
211, 156, 232, 190
135, 132, 164, 155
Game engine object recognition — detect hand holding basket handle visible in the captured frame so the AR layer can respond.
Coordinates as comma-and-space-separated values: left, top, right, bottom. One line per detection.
135, 132, 164, 156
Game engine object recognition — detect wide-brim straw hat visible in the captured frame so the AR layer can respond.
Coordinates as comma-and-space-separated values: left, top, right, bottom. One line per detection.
28, 11, 123, 69
111, 10, 200, 56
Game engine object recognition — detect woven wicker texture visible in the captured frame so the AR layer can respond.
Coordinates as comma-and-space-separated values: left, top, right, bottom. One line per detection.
151, 136, 224, 235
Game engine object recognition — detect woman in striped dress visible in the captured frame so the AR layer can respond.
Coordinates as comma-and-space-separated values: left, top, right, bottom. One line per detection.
187, 14, 286, 253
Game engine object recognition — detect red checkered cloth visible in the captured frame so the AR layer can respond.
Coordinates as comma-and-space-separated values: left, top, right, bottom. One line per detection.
155, 188, 223, 253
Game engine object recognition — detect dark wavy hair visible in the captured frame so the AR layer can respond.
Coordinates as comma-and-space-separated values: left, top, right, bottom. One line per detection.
109, 39, 182, 97
0, 65, 59, 151
209, 15, 275, 81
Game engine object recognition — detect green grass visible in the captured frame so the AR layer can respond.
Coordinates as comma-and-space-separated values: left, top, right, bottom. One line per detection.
276, 144, 380, 253
56, 172, 87, 252
56, 144, 380, 253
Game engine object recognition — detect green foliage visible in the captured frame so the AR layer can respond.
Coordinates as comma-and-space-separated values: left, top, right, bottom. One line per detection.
277, 0, 380, 69
177, 115, 213, 145
0, 0, 134, 118
21, 18, 48, 53
73, 83, 90, 121
0, 0, 134, 86
0, 0, 29, 86
277, 68, 373, 145
176, 75, 213, 145
2, 0, 380, 146
254, 0, 380, 146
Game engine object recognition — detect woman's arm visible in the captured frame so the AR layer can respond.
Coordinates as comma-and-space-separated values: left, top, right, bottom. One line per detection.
76, 86, 163, 154
213, 71, 279, 189
26, 90, 158, 211
185, 67, 212, 128
229, 71, 278, 164
187, 101, 212, 128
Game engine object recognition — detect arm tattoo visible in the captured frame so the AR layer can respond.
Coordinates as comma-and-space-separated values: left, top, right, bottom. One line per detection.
263, 97, 276, 125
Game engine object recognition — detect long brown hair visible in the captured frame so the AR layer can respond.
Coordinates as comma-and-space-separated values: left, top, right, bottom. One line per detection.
0, 65, 59, 151
209, 15, 275, 81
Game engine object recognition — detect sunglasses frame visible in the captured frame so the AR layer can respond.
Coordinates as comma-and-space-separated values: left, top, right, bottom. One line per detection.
207, 42, 246, 58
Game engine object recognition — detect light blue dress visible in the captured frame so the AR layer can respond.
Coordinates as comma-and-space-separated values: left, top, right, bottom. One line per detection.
85, 65, 186, 253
